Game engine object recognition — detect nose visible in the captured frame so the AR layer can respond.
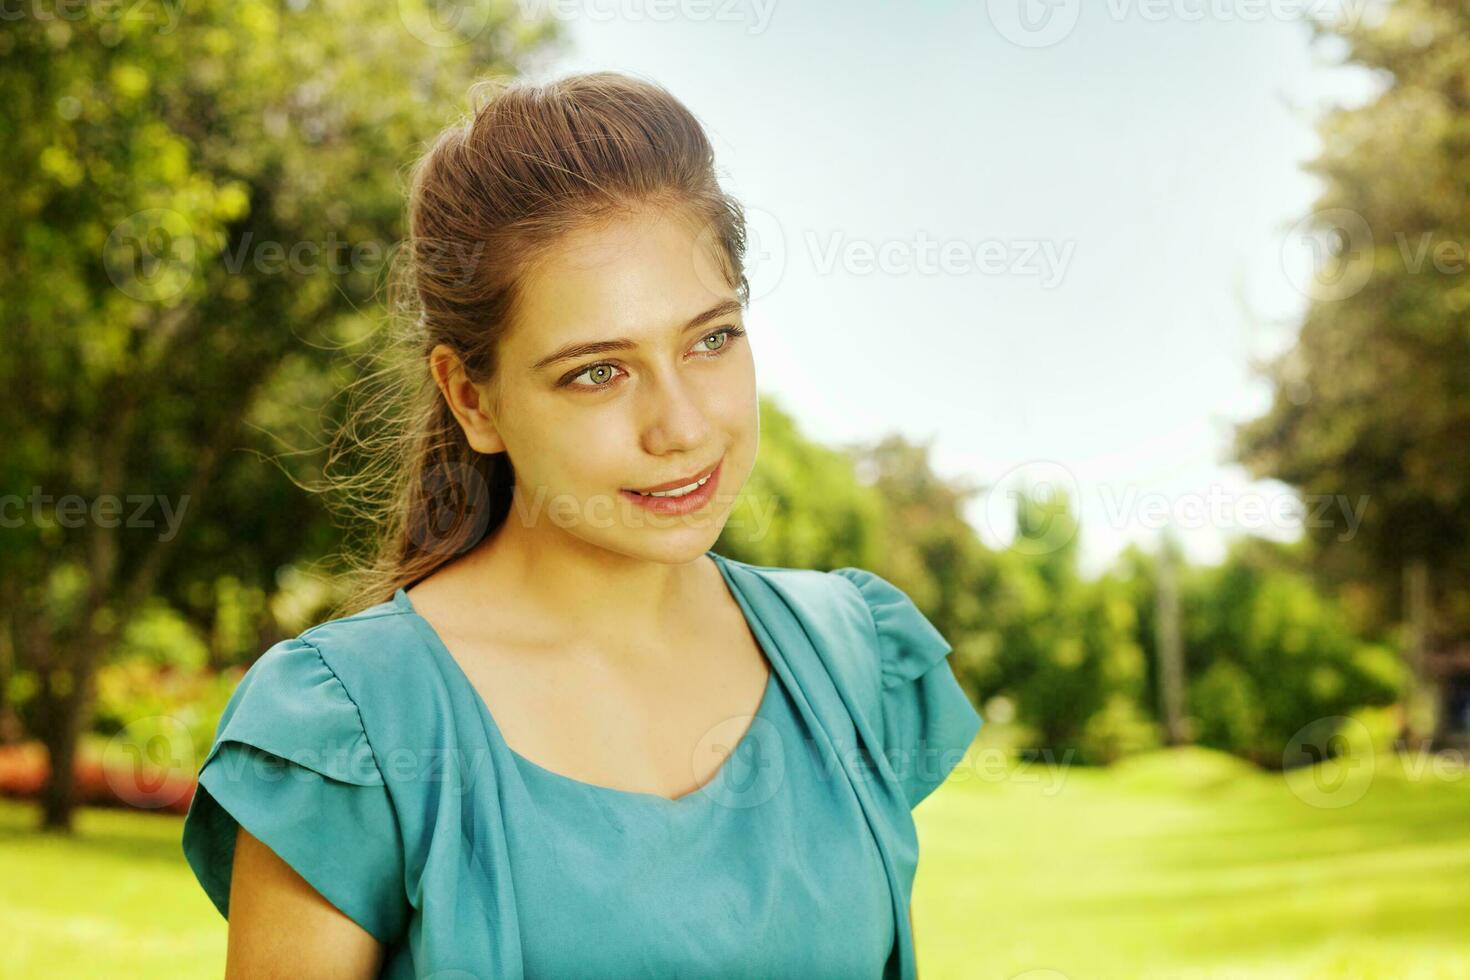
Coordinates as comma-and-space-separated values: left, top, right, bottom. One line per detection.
638, 363, 713, 457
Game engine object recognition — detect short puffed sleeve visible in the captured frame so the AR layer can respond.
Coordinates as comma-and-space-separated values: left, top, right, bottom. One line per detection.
180, 634, 409, 945
830, 567, 984, 809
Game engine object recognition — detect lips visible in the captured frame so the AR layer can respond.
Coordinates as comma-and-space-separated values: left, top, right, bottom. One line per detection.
625, 457, 723, 495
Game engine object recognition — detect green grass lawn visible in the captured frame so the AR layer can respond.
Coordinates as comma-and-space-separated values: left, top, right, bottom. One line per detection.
0, 796, 224, 976
912, 746, 1470, 979
3, 745, 1468, 978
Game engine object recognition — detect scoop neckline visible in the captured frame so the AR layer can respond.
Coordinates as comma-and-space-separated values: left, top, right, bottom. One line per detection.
394, 549, 781, 808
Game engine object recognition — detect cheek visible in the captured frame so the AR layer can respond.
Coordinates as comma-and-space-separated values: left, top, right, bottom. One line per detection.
557, 416, 623, 475
707, 346, 756, 409
536, 399, 637, 482
502, 392, 618, 480
721, 357, 759, 435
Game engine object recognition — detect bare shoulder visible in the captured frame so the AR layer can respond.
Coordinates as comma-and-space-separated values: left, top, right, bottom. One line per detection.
226, 825, 385, 979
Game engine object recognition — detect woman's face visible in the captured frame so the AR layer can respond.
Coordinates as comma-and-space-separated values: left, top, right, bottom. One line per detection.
465, 206, 759, 565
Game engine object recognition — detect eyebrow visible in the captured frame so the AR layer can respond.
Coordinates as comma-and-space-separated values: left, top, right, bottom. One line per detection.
531, 299, 745, 370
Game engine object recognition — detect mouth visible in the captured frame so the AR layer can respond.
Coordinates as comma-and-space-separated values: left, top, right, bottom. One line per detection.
623, 456, 724, 497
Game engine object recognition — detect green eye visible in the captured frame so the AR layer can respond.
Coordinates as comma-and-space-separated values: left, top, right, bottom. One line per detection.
696, 325, 746, 353
559, 325, 746, 391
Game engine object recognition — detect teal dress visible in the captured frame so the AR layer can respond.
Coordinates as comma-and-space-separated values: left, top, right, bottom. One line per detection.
181, 551, 983, 979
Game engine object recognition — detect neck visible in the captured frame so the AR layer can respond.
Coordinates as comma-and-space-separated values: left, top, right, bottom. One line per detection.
459, 503, 715, 663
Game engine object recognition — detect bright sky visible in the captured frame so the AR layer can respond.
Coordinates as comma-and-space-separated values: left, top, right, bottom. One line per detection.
538, 0, 1385, 575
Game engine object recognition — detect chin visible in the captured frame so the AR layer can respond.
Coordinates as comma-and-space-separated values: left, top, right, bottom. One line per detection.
582, 525, 727, 567
639, 532, 725, 565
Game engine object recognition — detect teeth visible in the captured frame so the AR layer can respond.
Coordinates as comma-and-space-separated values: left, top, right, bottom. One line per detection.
634, 474, 711, 497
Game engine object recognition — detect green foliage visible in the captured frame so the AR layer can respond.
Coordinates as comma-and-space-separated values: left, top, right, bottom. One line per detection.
90, 659, 242, 764
0, 1, 563, 826
1078, 691, 1162, 765
0, 0, 561, 610
113, 601, 210, 669
1235, 0, 1470, 633
972, 488, 1156, 761
1189, 659, 1266, 755
1182, 541, 1406, 765
717, 397, 887, 570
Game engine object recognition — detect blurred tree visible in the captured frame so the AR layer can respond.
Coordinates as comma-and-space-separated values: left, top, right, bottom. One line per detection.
0, 0, 561, 829
1235, 0, 1470, 743
1181, 537, 1404, 765
1153, 526, 1189, 746
843, 432, 1002, 715
985, 488, 1155, 763
845, 434, 990, 625
716, 397, 888, 571
725, 421, 1006, 733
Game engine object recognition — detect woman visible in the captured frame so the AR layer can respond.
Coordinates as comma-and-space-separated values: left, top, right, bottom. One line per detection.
181, 71, 982, 979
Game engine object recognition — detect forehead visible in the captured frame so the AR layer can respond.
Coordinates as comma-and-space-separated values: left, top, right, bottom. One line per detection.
506, 208, 735, 356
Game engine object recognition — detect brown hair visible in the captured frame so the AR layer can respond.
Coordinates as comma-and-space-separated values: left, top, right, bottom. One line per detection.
321, 71, 750, 618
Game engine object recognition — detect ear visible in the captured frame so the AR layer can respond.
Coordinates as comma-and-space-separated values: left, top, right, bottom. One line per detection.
429, 343, 507, 455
